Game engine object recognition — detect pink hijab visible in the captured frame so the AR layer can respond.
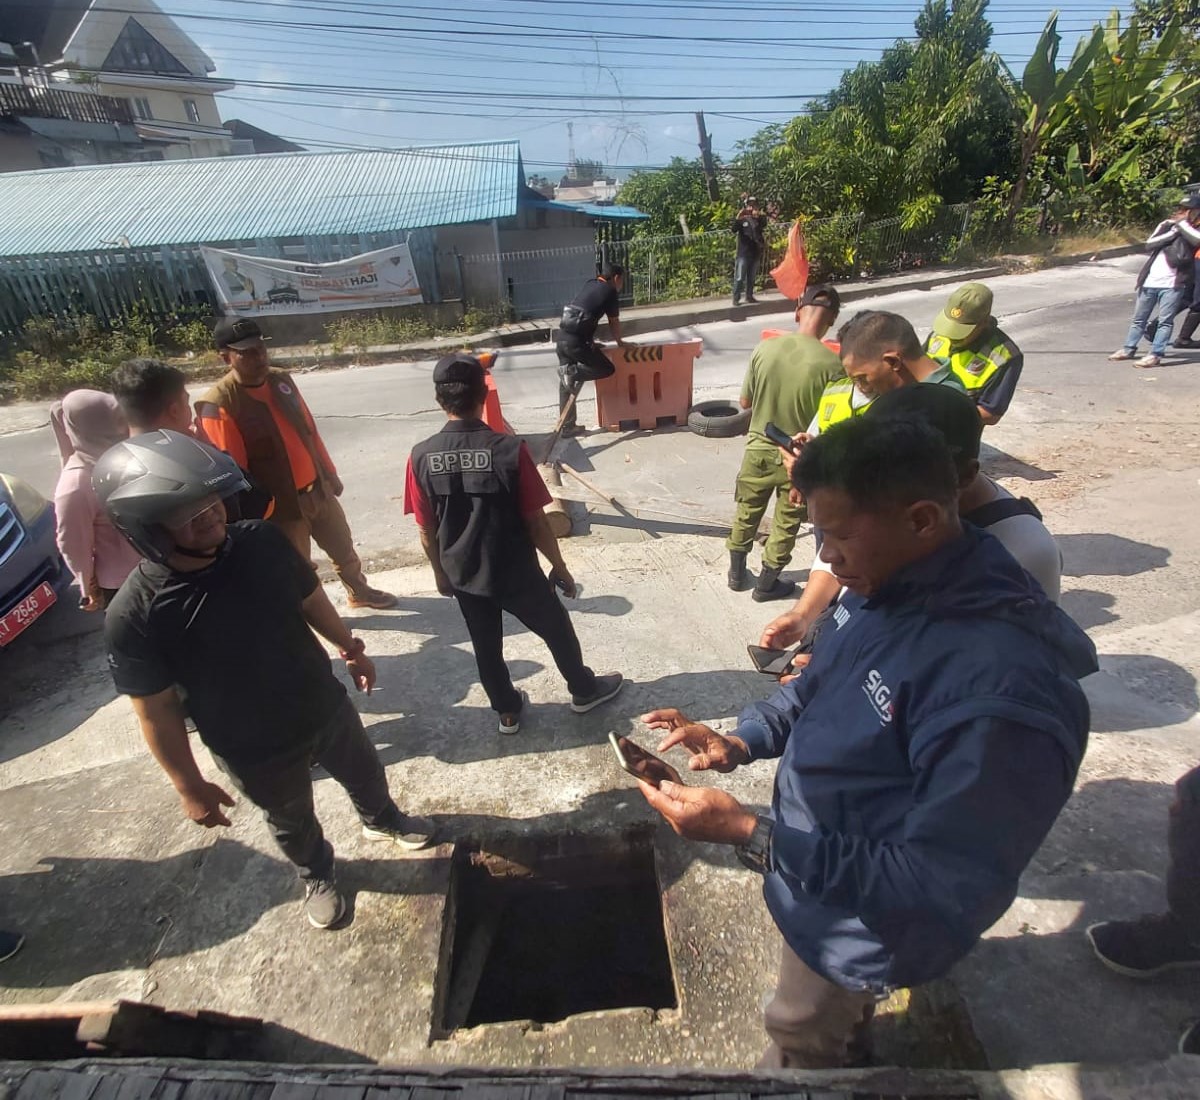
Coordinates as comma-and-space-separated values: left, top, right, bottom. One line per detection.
50, 389, 128, 467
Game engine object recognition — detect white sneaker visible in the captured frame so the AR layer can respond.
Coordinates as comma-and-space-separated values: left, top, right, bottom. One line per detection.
498, 690, 527, 735
1108, 349, 1135, 361
1135, 354, 1162, 368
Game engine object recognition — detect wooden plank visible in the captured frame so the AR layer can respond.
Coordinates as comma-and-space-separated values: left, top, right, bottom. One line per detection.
0, 1001, 116, 1022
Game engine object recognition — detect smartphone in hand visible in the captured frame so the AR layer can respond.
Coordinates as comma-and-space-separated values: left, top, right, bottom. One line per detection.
747, 644, 798, 677
608, 733, 682, 788
763, 421, 800, 454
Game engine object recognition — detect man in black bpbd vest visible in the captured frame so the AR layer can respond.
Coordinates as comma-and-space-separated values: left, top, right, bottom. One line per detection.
405, 354, 623, 734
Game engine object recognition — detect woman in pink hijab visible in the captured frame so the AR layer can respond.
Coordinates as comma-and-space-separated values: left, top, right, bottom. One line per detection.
50, 390, 141, 611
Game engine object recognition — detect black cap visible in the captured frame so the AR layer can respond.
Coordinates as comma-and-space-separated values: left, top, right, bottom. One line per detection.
1179, 194, 1200, 210
213, 317, 269, 350
866, 383, 982, 463
799, 283, 841, 312
433, 352, 485, 385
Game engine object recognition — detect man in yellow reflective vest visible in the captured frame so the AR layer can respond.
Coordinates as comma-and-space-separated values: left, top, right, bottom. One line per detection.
924, 283, 1024, 425
808, 311, 966, 436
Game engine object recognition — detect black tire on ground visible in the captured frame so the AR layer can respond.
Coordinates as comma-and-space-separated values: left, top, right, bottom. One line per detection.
687, 399, 752, 438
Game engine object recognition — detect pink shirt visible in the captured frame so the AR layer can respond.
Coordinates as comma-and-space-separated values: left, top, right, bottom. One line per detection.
53, 458, 142, 592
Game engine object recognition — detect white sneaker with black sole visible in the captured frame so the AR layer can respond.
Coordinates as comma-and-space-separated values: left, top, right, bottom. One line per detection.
570, 672, 625, 714
304, 877, 346, 929
498, 689, 527, 735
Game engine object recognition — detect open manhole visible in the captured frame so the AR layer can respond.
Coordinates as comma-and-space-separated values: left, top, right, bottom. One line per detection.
433, 833, 677, 1036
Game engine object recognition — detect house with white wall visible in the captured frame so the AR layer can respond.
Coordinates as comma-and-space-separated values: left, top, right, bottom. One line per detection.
0, 0, 235, 168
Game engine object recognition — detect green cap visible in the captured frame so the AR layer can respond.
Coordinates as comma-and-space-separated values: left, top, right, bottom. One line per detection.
933, 282, 994, 341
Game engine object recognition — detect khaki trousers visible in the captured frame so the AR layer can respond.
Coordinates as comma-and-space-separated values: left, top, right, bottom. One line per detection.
273, 481, 371, 599
758, 933, 877, 1069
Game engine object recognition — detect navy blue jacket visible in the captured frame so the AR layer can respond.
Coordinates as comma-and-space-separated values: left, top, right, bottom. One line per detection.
735, 525, 1097, 993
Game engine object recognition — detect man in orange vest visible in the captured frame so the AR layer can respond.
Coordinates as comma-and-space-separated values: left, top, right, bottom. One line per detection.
196, 319, 396, 609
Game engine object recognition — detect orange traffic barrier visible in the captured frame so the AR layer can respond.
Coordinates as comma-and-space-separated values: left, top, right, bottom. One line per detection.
594, 340, 702, 432
475, 350, 513, 435
760, 328, 841, 355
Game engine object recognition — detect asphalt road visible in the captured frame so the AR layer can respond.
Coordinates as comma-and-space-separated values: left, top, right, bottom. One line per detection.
0, 254, 1189, 565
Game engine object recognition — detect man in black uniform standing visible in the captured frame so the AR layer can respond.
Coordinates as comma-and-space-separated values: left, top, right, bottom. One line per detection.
733, 196, 767, 306
96, 432, 435, 931
554, 264, 628, 436
405, 354, 623, 733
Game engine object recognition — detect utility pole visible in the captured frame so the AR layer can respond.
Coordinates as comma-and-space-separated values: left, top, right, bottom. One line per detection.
567, 121, 576, 176
695, 111, 719, 202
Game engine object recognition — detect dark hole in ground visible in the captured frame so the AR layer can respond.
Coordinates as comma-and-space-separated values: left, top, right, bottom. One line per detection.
435, 833, 677, 1035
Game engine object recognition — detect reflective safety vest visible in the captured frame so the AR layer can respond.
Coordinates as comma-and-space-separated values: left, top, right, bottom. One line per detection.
816, 377, 874, 432
925, 331, 1015, 395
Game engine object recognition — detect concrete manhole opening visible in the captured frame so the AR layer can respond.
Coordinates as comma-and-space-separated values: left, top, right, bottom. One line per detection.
433, 833, 677, 1036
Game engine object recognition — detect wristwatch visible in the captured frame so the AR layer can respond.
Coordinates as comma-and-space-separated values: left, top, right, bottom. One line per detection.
736, 814, 774, 874
339, 637, 366, 661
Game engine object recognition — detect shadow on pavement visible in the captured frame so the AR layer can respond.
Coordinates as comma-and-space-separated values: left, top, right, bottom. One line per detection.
953, 775, 1195, 1066
1090, 653, 1199, 732
1058, 533, 1170, 577
1060, 587, 1119, 630
361, 664, 767, 768
0, 619, 116, 767
980, 443, 1058, 483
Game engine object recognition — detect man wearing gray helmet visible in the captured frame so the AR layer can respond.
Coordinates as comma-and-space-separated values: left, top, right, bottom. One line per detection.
95, 431, 435, 930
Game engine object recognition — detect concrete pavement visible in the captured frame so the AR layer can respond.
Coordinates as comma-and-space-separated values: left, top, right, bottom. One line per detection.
1, 255, 1199, 1079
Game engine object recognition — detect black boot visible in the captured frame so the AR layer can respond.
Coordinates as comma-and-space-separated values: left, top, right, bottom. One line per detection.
1174, 311, 1200, 348
752, 565, 795, 602
727, 551, 748, 591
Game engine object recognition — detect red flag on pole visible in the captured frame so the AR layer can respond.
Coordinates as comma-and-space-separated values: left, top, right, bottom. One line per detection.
770, 219, 809, 301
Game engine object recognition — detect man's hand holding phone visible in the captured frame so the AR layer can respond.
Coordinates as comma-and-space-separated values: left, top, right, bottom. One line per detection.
638, 780, 758, 846
640, 708, 750, 773
609, 733, 682, 788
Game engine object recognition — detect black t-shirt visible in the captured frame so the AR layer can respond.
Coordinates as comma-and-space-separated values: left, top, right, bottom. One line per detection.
105, 521, 345, 766
733, 213, 766, 255
565, 277, 620, 343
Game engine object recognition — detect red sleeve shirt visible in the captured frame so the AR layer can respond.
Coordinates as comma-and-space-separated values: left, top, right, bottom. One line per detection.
515, 442, 552, 517
403, 456, 434, 528
404, 443, 551, 528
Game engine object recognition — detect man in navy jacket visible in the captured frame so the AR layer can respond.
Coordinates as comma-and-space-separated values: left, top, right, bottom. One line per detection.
638, 416, 1097, 1068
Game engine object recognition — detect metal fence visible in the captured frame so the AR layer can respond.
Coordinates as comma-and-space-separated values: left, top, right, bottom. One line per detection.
0, 229, 447, 340
0, 204, 974, 339
483, 204, 971, 320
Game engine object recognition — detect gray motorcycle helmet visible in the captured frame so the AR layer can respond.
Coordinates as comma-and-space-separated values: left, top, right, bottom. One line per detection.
93, 430, 250, 563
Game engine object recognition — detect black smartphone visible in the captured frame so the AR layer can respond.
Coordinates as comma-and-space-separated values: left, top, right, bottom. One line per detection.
763, 421, 799, 454
747, 644, 798, 676
608, 733, 682, 788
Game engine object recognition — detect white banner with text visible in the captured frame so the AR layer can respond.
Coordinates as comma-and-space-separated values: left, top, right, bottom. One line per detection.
201, 243, 423, 316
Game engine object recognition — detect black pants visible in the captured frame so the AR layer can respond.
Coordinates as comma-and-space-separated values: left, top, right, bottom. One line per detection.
213, 696, 399, 881
555, 337, 615, 430
455, 577, 597, 713
1168, 764, 1200, 936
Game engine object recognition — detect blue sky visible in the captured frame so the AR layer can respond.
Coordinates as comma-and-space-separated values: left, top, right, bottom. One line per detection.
179, 0, 1131, 177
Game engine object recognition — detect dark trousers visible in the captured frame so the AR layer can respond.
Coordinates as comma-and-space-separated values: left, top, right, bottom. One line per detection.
1168, 764, 1200, 936
455, 578, 597, 713
555, 338, 615, 430
213, 696, 398, 881
734, 250, 760, 303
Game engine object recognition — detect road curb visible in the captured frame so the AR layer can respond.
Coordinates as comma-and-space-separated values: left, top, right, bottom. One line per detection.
269, 245, 1139, 368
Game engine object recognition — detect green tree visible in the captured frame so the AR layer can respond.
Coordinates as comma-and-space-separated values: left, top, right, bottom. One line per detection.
1133, 0, 1200, 176
571, 158, 605, 180
616, 157, 718, 235
774, 0, 1015, 219
999, 13, 1105, 226
1070, 11, 1200, 194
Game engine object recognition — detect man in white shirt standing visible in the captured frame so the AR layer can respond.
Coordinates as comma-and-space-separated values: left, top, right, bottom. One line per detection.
1109, 196, 1200, 369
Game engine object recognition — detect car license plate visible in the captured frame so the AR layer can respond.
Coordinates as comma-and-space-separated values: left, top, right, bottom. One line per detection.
0, 581, 57, 647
